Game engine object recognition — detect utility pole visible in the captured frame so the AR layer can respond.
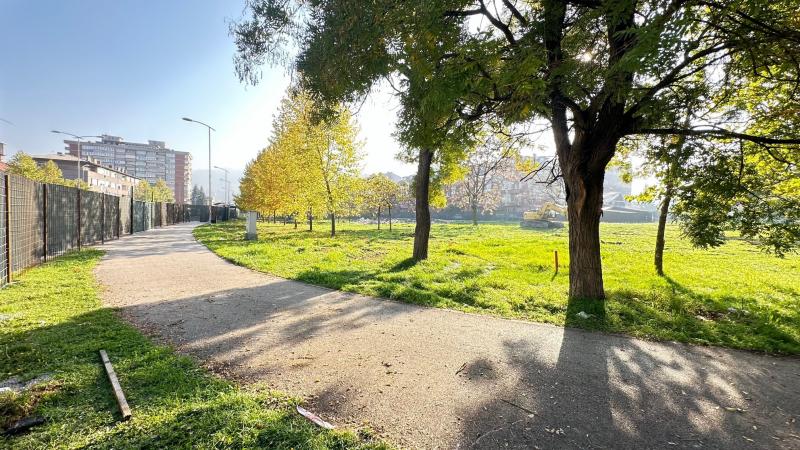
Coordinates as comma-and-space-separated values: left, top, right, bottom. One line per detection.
182, 117, 215, 221
50, 131, 102, 183
214, 166, 230, 204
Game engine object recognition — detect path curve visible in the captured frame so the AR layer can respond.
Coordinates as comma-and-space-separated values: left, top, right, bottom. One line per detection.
95, 223, 799, 449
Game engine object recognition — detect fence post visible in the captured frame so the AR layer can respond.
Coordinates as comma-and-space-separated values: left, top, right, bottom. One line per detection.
5, 175, 11, 282
42, 184, 48, 262
117, 196, 121, 238
101, 194, 105, 244
77, 189, 82, 251
130, 187, 134, 235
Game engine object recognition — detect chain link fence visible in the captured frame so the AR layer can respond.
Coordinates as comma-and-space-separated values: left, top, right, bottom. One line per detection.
0, 171, 238, 285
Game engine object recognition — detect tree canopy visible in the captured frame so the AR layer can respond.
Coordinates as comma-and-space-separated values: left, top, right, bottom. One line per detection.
191, 185, 209, 206
134, 179, 175, 202
7, 153, 87, 188
235, 90, 363, 235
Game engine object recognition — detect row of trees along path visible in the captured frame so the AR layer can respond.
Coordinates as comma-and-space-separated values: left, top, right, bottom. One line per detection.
236, 92, 411, 235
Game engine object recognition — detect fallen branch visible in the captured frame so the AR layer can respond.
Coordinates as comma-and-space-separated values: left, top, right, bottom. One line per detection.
99, 350, 131, 421
500, 398, 537, 416
296, 405, 334, 430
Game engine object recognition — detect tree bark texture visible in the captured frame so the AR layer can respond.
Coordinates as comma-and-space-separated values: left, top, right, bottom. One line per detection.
654, 188, 672, 276
412, 148, 433, 261
563, 170, 606, 299
471, 203, 478, 226
377, 206, 381, 230
388, 205, 392, 231
330, 212, 336, 237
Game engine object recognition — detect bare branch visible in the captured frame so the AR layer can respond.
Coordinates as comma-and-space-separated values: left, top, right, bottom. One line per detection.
635, 127, 800, 145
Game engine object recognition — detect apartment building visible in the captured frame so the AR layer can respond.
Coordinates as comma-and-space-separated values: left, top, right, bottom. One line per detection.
33, 153, 139, 197
63, 135, 191, 203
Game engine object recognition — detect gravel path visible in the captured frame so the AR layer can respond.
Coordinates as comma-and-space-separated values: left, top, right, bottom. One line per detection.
95, 223, 800, 449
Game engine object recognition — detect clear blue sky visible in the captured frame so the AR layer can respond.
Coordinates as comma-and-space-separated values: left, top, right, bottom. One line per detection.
0, 0, 414, 177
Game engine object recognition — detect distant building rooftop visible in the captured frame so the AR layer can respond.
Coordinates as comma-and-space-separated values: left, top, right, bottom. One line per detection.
33, 153, 139, 180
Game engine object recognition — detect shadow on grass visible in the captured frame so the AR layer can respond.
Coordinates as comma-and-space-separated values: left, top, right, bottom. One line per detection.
388, 257, 417, 272
295, 268, 374, 289
0, 251, 386, 449
606, 282, 800, 354
197, 222, 800, 354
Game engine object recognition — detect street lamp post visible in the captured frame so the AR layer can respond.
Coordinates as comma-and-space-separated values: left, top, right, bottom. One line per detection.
214, 165, 229, 205
50, 131, 102, 183
182, 117, 215, 222
219, 178, 231, 204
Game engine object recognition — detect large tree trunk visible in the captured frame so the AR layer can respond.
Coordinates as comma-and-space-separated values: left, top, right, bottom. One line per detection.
563, 164, 607, 300
330, 212, 336, 237
388, 205, 392, 231
544, 0, 632, 300
412, 148, 433, 261
377, 206, 381, 230
654, 188, 672, 276
308, 207, 313, 232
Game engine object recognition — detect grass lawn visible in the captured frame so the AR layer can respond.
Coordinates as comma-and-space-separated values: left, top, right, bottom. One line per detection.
0, 250, 389, 449
195, 220, 800, 354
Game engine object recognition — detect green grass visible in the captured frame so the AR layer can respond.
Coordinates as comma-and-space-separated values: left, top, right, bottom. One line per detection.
195, 220, 800, 354
0, 250, 389, 449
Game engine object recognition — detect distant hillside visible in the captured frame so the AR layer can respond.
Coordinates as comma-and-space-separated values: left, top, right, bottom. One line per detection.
192, 168, 244, 204
375, 171, 414, 183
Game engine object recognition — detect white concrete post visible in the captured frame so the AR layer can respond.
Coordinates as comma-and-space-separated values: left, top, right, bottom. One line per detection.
246, 211, 258, 240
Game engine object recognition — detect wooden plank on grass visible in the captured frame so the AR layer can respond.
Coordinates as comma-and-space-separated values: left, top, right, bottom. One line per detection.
99, 350, 131, 420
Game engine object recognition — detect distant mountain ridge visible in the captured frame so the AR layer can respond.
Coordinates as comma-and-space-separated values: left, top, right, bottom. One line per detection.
192, 168, 243, 204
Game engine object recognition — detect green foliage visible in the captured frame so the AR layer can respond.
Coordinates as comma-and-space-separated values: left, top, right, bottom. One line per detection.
191, 184, 208, 205
41, 160, 63, 184
232, 0, 800, 297
0, 251, 389, 449
673, 141, 800, 255
197, 221, 800, 354
7, 152, 45, 180
134, 179, 174, 202
236, 90, 363, 226
363, 174, 404, 217
7, 153, 89, 189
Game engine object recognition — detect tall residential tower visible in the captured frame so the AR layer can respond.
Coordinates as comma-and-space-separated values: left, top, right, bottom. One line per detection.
64, 135, 192, 203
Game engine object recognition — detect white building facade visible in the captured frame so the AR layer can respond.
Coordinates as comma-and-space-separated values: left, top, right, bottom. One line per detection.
65, 135, 191, 203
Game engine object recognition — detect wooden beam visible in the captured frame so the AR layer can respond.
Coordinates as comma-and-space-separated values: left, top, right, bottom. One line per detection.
99, 350, 131, 420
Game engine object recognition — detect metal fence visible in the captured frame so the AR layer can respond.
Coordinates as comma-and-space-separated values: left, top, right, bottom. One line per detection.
0, 171, 238, 286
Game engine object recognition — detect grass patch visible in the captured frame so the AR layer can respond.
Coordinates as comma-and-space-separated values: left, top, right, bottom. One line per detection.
196, 220, 800, 354
0, 250, 389, 449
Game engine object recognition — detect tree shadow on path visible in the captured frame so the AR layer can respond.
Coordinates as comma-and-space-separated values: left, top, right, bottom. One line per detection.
454, 298, 800, 449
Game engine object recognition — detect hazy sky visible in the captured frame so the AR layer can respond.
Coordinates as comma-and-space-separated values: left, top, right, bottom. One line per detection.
0, 0, 417, 176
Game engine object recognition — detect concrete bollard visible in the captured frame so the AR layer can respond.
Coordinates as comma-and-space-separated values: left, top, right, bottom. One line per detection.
246, 211, 258, 240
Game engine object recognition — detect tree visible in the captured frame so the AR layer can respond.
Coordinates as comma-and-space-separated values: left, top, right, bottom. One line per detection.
618, 115, 695, 276
134, 179, 174, 202
41, 160, 64, 184
235, 90, 362, 235
232, 2, 479, 260
308, 101, 363, 237
451, 129, 521, 225
191, 185, 208, 206
7, 152, 45, 181
7, 153, 82, 188
364, 174, 404, 230
232, 0, 800, 299
152, 179, 175, 203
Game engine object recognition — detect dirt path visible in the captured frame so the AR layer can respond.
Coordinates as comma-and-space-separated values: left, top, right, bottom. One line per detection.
95, 223, 799, 449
